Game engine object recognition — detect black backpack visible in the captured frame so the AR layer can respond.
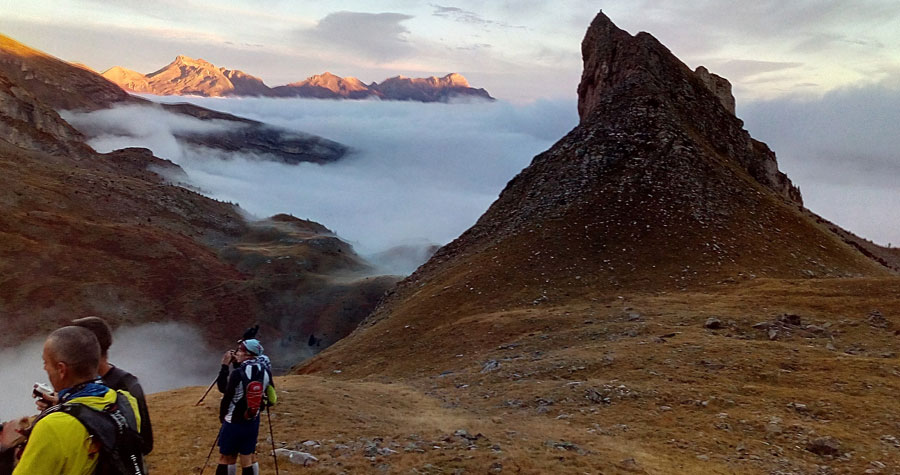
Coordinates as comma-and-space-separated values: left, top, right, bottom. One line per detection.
55, 391, 146, 475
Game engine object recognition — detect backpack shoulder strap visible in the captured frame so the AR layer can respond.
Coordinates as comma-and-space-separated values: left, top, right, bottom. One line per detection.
57, 403, 118, 450
59, 394, 145, 475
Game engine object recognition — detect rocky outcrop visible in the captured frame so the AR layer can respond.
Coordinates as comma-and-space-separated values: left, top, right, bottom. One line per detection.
694, 66, 735, 115
0, 72, 90, 155
272, 72, 376, 99
577, 12, 798, 204
372, 73, 494, 102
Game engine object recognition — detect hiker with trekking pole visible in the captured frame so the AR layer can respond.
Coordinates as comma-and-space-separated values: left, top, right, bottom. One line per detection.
203, 334, 277, 475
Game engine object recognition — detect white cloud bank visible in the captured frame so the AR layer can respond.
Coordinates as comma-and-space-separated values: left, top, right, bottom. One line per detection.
740, 83, 900, 246
65, 97, 578, 258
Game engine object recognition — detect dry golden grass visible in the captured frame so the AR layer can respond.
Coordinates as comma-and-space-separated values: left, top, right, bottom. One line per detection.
147, 276, 900, 474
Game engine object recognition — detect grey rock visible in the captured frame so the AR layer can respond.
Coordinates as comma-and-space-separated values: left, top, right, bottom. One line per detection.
704, 317, 724, 329
274, 448, 318, 466
481, 360, 500, 373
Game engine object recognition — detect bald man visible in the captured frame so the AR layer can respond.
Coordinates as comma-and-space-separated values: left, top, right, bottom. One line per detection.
71, 316, 153, 455
13, 326, 143, 475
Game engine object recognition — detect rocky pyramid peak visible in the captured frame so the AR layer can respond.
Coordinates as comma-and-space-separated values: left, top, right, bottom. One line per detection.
578, 11, 795, 203
307, 11, 891, 350
578, 12, 736, 120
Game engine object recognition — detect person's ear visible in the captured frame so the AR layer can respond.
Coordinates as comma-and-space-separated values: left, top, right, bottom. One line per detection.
56, 361, 68, 380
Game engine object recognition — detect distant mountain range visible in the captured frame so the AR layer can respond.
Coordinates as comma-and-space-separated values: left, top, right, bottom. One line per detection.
102, 56, 495, 102
0, 33, 398, 366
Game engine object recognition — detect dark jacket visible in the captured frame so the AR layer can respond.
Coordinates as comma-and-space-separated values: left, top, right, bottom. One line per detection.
216, 359, 273, 424
103, 365, 154, 455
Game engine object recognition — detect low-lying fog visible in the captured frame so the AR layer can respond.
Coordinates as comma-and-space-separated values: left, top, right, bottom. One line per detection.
63, 97, 578, 274
0, 323, 217, 421
60, 92, 900, 267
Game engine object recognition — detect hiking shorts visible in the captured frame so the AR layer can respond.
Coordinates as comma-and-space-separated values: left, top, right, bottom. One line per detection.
218, 418, 260, 455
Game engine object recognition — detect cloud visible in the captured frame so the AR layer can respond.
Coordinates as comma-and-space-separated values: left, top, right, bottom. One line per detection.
740, 82, 900, 246
63, 97, 579, 260
431, 4, 524, 29
299, 11, 416, 63
0, 323, 218, 422
708, 60, 804, 82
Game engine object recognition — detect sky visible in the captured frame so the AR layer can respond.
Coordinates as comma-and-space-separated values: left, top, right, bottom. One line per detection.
1, 1, 900, 102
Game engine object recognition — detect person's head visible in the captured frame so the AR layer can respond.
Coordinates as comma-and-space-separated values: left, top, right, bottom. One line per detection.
70, 316, 113, 358
236, 339, 263, 363
43, 326, 101, 391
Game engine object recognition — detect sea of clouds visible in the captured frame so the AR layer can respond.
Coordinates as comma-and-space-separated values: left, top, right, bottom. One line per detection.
63, 97, 579, 274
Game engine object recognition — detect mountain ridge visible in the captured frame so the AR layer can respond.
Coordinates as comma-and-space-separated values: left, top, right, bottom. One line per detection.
102, 55, 495, 102
0, 34, 348, 165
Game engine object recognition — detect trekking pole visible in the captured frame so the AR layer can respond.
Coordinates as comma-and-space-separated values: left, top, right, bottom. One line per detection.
196, 379, 217, 406
199, 431, 220, 475
265, 404, 279, 475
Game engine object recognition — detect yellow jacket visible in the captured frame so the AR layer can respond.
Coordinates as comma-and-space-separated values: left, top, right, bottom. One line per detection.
13, 387, 141, 475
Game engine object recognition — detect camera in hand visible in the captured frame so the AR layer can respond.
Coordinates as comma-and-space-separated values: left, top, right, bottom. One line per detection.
32, 383, 53, 402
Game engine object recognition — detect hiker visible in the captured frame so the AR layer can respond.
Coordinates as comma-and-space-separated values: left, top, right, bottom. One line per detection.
14, 326, 144, 474
215, 339, 276, 475
33, 316, 154, 455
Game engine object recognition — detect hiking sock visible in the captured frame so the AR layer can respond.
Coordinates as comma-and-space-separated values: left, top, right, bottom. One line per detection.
215, 464, 229, 475
227, 464, 236, 475
242, 466, 254, 475
251, 462, 259, 475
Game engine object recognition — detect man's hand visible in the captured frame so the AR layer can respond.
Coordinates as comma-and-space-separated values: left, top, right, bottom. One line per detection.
221, 349, 236, 365
32, 384, 58, 411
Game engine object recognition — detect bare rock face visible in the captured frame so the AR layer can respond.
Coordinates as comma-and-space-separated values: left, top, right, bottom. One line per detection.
577, 12, 798, 204
694, 66, 735, 115
0, 72, 90, 155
